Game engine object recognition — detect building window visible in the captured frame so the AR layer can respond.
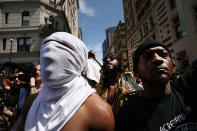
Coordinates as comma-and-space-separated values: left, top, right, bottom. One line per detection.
173, 17, 182, 39
151, 34, 156, 40
194, 6, 197, 23
17, 38, 30, 52
139, 28, 143, 39
131, 41, 134, 48
144, 22, 149, 34
146, 0, 151, 8
49, 16, 54, 29
55, 22, 58, 31
22, 11, 30, 26
49, 0, 56, 5
137, 14, 141, 21
118, 43, 121, 49
169, 0, 176, 10
3, 38, 6, 50
5, 12, 9, 24
149, 16, 154, 29
135, 0, 140, 10
45, 17, 48, 25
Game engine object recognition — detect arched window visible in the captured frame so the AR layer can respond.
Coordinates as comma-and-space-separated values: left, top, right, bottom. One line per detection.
22, 11, 30, 26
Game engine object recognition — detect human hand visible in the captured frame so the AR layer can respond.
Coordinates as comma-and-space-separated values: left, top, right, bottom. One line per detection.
4, 85, 10, 90
88, 50, 96, 59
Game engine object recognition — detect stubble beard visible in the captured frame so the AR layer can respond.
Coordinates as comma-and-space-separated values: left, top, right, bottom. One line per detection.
140, 70, 170, 89
104, 65, 119, 74
149, 74, 170, 88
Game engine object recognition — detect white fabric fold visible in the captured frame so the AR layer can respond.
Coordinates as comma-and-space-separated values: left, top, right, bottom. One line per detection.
25, 32, 96, 131
86, 58, 101, 83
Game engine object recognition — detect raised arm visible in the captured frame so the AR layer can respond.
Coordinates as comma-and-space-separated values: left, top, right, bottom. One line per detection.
88, 50, 103, 67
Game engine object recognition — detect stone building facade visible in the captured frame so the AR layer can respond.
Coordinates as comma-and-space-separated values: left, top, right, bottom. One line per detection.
102, 26, 116, 57
123, 0, 197, 72
0, 0, 79, 67
113, 21, 128, 71
102, 22, 129, 72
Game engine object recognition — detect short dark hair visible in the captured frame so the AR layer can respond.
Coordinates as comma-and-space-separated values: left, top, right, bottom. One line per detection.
132, 39, 172, 75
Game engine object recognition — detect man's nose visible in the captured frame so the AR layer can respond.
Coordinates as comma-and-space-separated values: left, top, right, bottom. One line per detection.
105, 57, 111, 62
152, 53, 163, 64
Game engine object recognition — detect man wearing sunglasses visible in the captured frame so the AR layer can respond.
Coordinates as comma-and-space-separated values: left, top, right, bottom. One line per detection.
96, 53, 142, 116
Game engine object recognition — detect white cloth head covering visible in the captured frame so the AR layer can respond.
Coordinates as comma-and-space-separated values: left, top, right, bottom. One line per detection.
86, 58, 101, 83
25, 32, 96, 131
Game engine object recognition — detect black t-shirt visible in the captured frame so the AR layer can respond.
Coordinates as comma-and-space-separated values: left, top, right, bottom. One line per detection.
115, 68, 197, 131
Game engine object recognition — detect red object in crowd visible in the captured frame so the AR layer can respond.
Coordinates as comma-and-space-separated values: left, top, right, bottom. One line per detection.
6, 78, 10, 83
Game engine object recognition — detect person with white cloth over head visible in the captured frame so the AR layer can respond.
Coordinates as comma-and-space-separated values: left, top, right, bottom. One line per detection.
25, 32, 114, 131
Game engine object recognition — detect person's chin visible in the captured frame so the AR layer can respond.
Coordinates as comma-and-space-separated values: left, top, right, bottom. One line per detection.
105, 66, 113, 71
160, 73, 169, 78
106, 64, 113, 69
36, 76, 41, 80
156, 76, 169, 86
150, 73, 169, 85
105, 68, 117, 74
152, 70, 168, 78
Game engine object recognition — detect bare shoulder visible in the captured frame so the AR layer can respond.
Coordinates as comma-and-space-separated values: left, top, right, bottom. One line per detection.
84, 93, 115, 131
86, 93, 113, 116
61, 93, 114, 131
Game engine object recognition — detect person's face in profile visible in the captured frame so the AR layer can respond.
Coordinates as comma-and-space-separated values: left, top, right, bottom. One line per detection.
35, 64, 41, 81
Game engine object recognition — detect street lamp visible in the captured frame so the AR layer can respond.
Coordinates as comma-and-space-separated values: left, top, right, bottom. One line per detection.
8, 38, 13, 76
9, 38, 13, 62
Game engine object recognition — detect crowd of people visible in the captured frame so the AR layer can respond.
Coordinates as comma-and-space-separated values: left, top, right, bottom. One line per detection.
0, 32, 196, 131
0, 64, 42, 131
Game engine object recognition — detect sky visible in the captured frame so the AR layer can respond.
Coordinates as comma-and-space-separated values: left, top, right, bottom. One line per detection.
78, 0, 124, 62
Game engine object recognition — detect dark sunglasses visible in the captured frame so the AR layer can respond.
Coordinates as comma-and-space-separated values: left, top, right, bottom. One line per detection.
103, 55, 117, 62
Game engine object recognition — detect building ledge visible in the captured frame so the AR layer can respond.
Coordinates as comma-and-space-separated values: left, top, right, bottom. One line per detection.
0, 26, 40, 32
0, 51, 40, 58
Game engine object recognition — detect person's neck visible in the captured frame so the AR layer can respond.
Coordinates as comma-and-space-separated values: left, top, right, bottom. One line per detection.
37, 83, 43, 89
105, 71, 120, 86
36, 80, 43, 89
139, 81, 171, 99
